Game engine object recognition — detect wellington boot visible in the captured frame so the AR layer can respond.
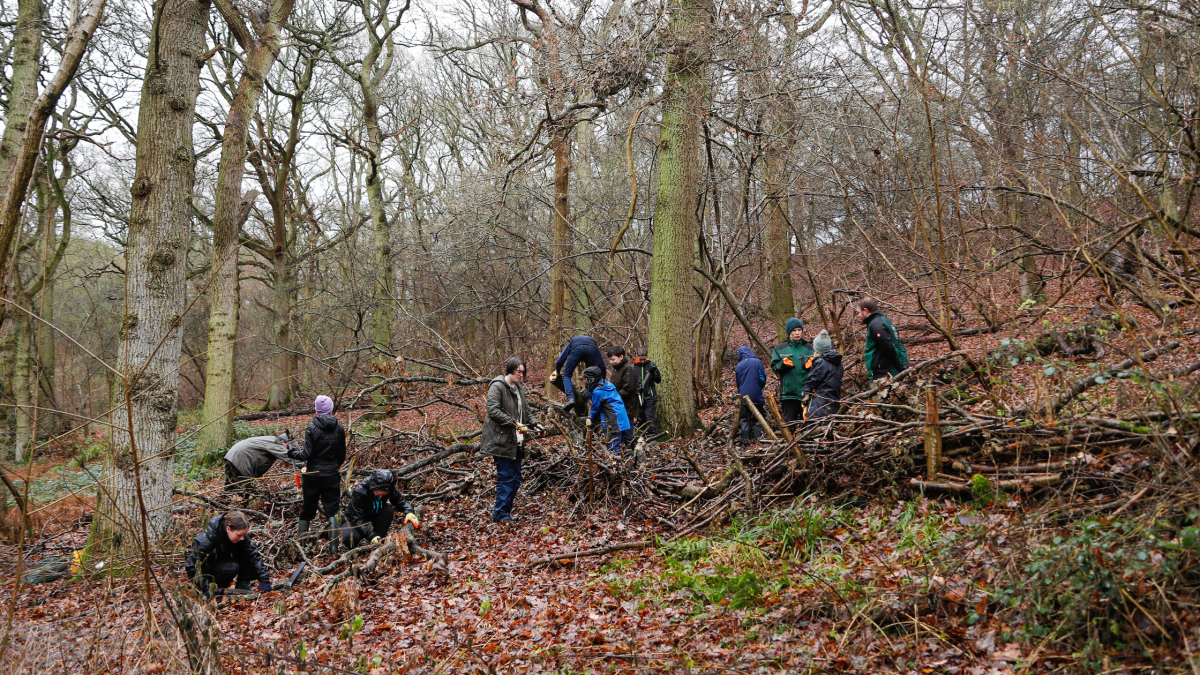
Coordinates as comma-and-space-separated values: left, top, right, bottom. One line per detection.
328, 515, 340, 555
297, 520, 310, 536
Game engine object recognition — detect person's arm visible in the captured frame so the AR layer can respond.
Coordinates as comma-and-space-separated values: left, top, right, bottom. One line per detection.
389, 487, 415, 518
185, 528, 217, 589
771, 348, 789, 373
242, 539, 272, 584
650, 363, 662, 384
757, 363, 767, 388
264, 438, 300, 466
803, 360, 822, 396
589, 389, 602, 424
334, 424, 347, 468
869, 316, 899, 362
554, 342, 571, 371
288, 423, 315, 462
486, 382, 517, 427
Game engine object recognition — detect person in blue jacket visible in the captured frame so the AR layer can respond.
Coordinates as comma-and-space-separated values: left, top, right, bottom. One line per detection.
583, 366, 632, 453
551, 335, 606, 412
734, 346, 767, 442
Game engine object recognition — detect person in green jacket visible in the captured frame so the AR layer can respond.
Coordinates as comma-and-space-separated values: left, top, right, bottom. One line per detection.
854, 297, 909, 380
771, 317, 814, 424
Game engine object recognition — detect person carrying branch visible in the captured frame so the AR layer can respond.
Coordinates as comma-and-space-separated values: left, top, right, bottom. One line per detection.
288, 394, 346, 554
340, 469, 419, 549
854, 297, 909, 380
222, 432, 299, 504
735, 346, 767, 442
480, 357, 539, 525
185, 510, 272, 598
551, 335, 606, 413
606, 345, 641, 429
584, 366, 633, 453
803, 330, 844, 422
633, 347, 661, 435
771, 318, 815, 425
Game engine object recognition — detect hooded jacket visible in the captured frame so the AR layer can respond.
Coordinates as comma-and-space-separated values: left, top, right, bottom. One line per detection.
608, 357, 641, 421
633, 358, 661, 399
862, 311, 908, 380
288, 414, 346, 476
343, 470, 414, 534
224, 436, 299, 478
589, 379, 632, 432
735, 346, 767, 405
185, 514, 270, 588
480, 375, 532, 460
803, 349, 844, 420
771, 338, 815, 401
554, 336, 606, 379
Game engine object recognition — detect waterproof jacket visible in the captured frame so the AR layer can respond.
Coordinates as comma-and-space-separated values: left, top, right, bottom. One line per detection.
803, 350, 844, 420
609, 357, 641, 422
185, 514, 270, 586
589, 380, 631, 432
224, 436, 298, 478
771, 338, 815, 401
735, 346, 767, 405
344, 470, 414, 534
554, 336, 606, 379
633, 358, 661, 400
480, 376, 532, 460
862, 311, 908, 380
289, 414, 346, 476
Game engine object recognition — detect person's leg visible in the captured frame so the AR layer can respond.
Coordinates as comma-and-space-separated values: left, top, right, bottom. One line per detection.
318, 474, 342, 553
561, 349, 582, 400
493, 457, 520, 522
374, 504, 395, 538
223, 461, 247, 504
198, 559, 240, 595
341, 522, 365, 550
642, 397, 657, 435
299, 473, 321, 523
607, 431, 622, 454
781, 399, 803, 424
622, 429, 635, 449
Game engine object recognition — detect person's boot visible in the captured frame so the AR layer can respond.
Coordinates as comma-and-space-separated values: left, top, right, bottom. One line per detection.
328, 515, 340, 555
297, 520, 310, 536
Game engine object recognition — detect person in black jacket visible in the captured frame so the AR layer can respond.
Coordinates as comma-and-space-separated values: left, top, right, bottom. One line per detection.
340, 470, 420, 549
288, 394, 346, 553
633, 348, 661, 435
185, 511, 272, 597
606, 345, 641, 425
803, 330, 844, 422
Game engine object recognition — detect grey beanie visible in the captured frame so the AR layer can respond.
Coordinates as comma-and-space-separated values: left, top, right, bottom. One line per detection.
813, 330, 832, 354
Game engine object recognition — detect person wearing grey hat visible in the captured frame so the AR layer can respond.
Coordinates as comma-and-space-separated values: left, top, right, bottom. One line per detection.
804, 330, 844, 422
770, 317, 814, 425
222, 433, 300, 505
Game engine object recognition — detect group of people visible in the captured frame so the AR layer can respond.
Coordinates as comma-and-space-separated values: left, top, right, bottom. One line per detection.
187, 297, 905, 596
736, 297, 907, 441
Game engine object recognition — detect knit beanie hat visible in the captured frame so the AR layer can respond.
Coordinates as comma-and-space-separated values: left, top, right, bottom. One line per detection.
785, 317, 804, 336
813, 330, 832, 354
314, 395, 334, 415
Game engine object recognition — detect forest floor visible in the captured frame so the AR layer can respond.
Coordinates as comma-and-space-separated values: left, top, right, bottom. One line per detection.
3, 276, 1200, 673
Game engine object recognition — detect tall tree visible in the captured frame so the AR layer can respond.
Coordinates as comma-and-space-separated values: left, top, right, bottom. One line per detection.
648, 0, 711, 436
89, 0, 211, 556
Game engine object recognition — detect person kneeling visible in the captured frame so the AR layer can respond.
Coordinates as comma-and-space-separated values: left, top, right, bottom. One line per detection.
185, 510, 272, 598
340, 469, 419, 549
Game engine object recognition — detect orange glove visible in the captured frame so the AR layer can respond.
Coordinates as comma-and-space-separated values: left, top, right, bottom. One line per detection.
404, 513, 420, 529
782, 357, 794, 367
805, 356, 814, 369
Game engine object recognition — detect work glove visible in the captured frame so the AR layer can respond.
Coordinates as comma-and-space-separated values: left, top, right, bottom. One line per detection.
550, 370, 559, 381
517, 424, 530, 435
404, 513, 421, 529
371, 536, 382, 545
258, 580, 273, 593
782, 357, 794, 368
585, 418, 593, 427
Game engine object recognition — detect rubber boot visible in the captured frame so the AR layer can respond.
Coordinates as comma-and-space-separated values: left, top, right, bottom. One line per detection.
328, 515, 340, 555
297, 519, 310, 536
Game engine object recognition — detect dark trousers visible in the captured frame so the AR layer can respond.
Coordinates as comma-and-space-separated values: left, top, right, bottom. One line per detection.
342, 504, 395, 549
781, 399, 805, 425
223, 461, 253, 502
195, 559, 250, 596
605, 428, 635, 454
639, 397, 658, 435
739, 402, 763, 442
493, 457, 522, 522
299, 473, 341, 520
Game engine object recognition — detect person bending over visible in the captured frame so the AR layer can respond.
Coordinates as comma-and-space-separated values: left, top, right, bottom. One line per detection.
584, 366, 633, 453
223, 433, 299, 504
341, 469, 419, 549
185, 510, 272, 597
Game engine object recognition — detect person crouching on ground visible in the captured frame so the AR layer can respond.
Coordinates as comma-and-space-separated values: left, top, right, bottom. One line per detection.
223, 432, 300, 505
584, 366, 633, 453
341, 469, 419, 548
480, 357, 538, 525
287, 394, 347, 554
735, 346, 767, 443
803, 330, 844, 422
185, 510, 272, 598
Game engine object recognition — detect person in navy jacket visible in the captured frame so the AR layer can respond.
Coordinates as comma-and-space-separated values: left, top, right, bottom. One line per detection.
735, 346, 767, 442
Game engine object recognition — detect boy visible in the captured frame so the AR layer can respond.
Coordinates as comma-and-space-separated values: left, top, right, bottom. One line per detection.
606, 345, 641, 425
854, 297, 908, 380
632, 348, 661, 435
583, 366, 633, 453
803, 330, 844, 421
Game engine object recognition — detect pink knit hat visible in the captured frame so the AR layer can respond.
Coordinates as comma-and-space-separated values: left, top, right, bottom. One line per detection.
314, 395, 334, 415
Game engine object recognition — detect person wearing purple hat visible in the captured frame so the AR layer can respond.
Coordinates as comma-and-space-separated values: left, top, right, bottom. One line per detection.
287, 394, 347, 554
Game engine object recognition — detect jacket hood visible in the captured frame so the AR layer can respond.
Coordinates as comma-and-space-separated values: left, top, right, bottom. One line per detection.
365, 469, 395, 491
737, 346, 756, 362
818, 349, 843, 365
593, 379, 617, 393
312, 414, 340, 431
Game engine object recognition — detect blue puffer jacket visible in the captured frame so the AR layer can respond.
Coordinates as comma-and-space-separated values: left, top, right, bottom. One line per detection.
735, 346, 767, 405
589, 380, 631, 432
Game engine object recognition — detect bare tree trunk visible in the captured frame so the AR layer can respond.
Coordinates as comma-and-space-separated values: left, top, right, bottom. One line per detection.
544, 123, 573, 391
648, 0, 710, 437
89, 0, 211, 557
196, 0, 293, 454
763, 144, 795, 343
12, 305, 31, 461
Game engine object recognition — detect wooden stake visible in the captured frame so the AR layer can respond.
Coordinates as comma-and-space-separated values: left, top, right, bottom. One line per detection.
584, 425, 595, 509
728, 402, 743, 441
924, 385, 943, 479
765, 394, 793, 443
744, 396, 779, 442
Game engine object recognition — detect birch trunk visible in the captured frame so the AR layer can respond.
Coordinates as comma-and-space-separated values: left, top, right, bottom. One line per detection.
89, 0, 211, 557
